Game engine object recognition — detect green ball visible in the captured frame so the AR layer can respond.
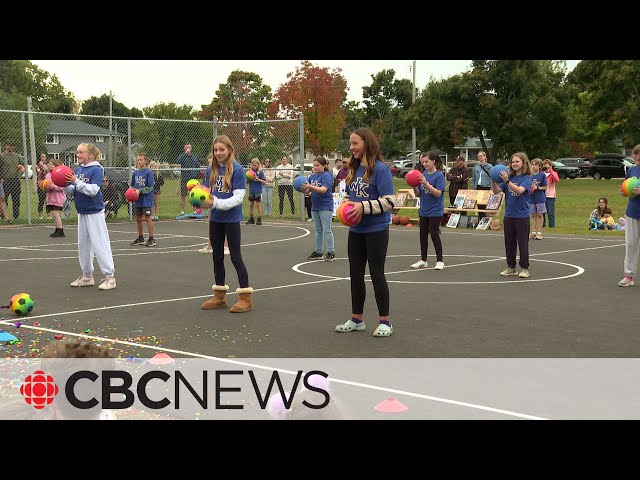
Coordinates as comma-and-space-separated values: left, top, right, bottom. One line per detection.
10, 293, 34, 316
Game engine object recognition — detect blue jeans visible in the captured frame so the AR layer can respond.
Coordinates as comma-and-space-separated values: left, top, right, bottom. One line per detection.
544, 197, 556, 228
312, 209, 335, 254
262, 185, 273, 216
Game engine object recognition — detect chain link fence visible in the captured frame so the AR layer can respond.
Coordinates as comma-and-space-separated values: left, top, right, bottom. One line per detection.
0, 110, 305, 225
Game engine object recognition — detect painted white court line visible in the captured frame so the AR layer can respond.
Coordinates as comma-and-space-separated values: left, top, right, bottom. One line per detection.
0, 319, 545, 420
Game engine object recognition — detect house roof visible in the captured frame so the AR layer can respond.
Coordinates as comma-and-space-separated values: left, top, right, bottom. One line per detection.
454, 137, 493, 149
49, 119, 118, 136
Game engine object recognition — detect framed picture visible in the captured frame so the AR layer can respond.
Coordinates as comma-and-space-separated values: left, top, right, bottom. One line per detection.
404, 198, 418, 208
395, 189, 412, 207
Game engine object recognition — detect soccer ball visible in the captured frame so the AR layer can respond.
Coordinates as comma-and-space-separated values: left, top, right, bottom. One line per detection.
10, 293, 34, 316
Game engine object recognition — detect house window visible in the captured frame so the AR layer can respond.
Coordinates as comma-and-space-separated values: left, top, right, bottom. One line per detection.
328, 152, 336, 160
99, 153, 106, 160
96, 136, 105, 143
45, 134, 59, 144
51, 153, 59, 160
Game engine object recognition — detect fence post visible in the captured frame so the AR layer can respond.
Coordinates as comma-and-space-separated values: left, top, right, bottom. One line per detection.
128, 118, 133, 220
212, 116, 218, 140
20, 111, 32, 224
27, 98, 38, 197
298, 113, 305, 222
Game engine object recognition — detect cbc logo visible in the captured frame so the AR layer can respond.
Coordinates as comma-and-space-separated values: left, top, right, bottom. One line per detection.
20, 370, 59, 410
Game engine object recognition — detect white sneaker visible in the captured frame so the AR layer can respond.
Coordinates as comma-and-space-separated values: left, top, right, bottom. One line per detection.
70, 276, 95, 287
411, 260, 428, 269
97, 277, 117, 290
434, 261, 445, 270
224, 246, 230, 255
198, 245, 213, 254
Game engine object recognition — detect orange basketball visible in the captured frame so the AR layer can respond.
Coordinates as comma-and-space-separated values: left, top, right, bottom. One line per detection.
398, 215, 410, 226
391, 215, 400, 225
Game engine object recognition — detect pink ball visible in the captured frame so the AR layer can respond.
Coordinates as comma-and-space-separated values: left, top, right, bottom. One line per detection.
405, 169, 422, 187
337, 202, 360, 227
51, 165, 73, 187
125, 188, 139, 202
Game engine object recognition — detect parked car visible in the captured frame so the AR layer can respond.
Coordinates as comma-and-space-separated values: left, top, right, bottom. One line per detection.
292, 163, 314, 178
384, 162, 401, 177
587, 158, 631, 180
555, 157, 590, 177
550, 161, 579, 179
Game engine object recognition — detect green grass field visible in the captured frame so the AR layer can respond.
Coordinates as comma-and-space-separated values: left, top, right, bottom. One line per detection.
4, 177, 630, 236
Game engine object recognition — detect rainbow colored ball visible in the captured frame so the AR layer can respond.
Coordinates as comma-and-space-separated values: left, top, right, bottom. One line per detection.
490, 164, 509, 183
186, 179, 200, 191
620, 177, 640, 197
246, 170, 256, 181
405, 169, 422, 187
293, 175, 308, 192
38, 179, 50, 191
10, 293, 34, 317
125, 188, 139, 202
336, 202, 361, 227
189, 186, 213, 207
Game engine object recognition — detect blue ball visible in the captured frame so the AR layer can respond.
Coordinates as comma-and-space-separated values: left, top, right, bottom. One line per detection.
293, 175, 308, 192
490, 164, 509, 183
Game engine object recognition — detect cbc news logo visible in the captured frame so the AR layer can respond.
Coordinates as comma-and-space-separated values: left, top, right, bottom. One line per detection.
20, 370, 59, 410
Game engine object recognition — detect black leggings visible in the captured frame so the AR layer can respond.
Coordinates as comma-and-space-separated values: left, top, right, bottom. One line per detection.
209, 221, 249, 288
278, 185, 295, 215
419, 216, 443, 262
348, 228, 389, 317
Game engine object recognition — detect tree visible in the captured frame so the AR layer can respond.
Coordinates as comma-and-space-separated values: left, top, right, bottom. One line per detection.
198, 70, 272, 122
132, 103, 210, 165
568, 60, 640, 150
270, 61, 347, 155
360, 69, 414, 159
0, 60, 77, 113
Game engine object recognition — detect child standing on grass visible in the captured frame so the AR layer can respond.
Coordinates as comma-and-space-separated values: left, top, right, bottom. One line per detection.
200, 135, 253, 313
529, 158, 548, 240
246, 157, 267, 225
618, 144, 640, 287
542, 159, 559, 228
45, 159, 66, 237
492, 152, 533, 279
410, 151, 446, 270
64, 143, 116, 290
129, 153, 156, 247
301, 157, 336, 261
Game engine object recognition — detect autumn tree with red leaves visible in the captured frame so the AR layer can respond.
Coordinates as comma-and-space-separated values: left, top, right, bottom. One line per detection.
269, 61, 347, 155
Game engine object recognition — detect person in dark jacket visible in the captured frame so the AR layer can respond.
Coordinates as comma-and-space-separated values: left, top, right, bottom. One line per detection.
446, 156, 470, 206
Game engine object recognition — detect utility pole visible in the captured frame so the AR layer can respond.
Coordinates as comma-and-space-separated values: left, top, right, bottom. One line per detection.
411, 60, 417, 168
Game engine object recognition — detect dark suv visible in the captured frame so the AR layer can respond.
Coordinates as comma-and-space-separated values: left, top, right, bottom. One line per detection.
555, 157, 590, 177
587, 158, 632, 180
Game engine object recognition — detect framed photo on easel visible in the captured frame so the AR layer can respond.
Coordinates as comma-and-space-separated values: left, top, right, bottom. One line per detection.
395, 189, 412, 207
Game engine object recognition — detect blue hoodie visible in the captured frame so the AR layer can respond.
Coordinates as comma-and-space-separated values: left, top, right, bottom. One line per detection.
64, 161, 105, 214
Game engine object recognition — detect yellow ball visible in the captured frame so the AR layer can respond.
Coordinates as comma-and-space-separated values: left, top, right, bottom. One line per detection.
186, 179, 200, 191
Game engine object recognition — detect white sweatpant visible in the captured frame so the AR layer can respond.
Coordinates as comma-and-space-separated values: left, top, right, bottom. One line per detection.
77, 211, 115, 277
624, 216, 640, 277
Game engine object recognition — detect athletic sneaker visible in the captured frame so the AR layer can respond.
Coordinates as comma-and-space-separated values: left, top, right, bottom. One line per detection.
411, 260, 428, 269
618, 277, 635, 287
434, 261, 445, 270
324, 252, 336, 262
307, 251, 324, 260
70, 276, 95, 287
198, 245, 213, 254
98, 277, 117, 290
518, 269, 530, 278
224, 246, 230, 255
256, 218, 262, 225
130, 237, 145, 246
536, 232, 543, 240
500, 268, 518, 276
529, 232, 537, 239
145, 238, 156, 247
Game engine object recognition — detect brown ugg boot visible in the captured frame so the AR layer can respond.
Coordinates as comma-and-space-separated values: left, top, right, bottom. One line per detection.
229, 287, 254, 313
201, 285, 229, 310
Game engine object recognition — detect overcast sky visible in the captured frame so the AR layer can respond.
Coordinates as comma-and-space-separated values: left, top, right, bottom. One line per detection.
31, 60, 580, 111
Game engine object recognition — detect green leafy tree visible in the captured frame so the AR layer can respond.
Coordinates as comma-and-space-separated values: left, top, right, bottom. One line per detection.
269, 61, 347, 155
567, 60, 640, 151
198, 70, 272, 122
